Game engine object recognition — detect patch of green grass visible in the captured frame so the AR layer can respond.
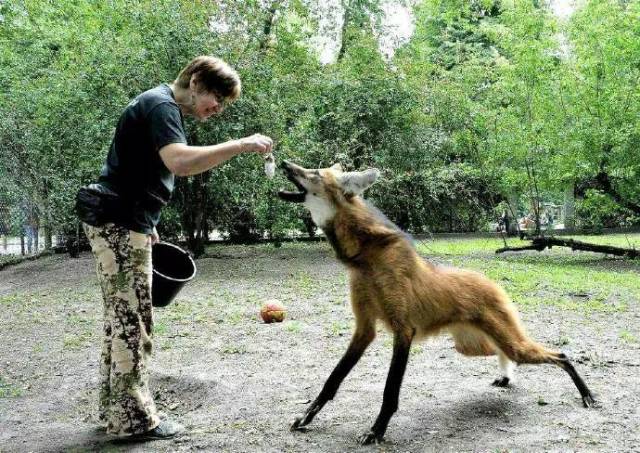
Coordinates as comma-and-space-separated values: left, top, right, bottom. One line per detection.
192, 312, 209, 324
63, 332, 93, 350
154, 321, 169, 335
164, 301, 195, 322
67, 313, 92, 325
332, 297, 346, 306
159, 341, 172, 350
0, 293, 20, 305
563, 233, 640, 248
416, 237, 519, 256
208, 289, 235, 306
221, 344, 246, 354
414, 235, 639, 313
285, 271, 319, 297
286, 321, 302, 333
0, 376, 22, 398
328, 320, 352, 337
226, 309, 245, 325
416, 233, 640, 257
553, 336, 571, 347
619, 330, 638, 344
156, 329, 195, 349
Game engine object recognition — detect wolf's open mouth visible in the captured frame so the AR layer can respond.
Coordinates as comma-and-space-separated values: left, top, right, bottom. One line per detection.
278, 163, 307, 203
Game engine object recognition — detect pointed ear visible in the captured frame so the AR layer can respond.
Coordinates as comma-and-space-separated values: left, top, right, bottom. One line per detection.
338, 168, 380, 196
330, 163, 343, 172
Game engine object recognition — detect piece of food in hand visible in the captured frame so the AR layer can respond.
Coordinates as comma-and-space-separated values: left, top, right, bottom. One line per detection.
264, 153, 276, 179
260, 300, 286, 323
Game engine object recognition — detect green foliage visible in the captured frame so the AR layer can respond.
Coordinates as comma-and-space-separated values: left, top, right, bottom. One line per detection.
371, 163, 497, 233
0, 0, 216, 243
0, 0, 638, 253
418, 234, 640, 313
576, 190, 634, 231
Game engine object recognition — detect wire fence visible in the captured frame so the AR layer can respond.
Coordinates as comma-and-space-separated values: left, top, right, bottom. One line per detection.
0, 198, 55, 257
0, 231, 55, 256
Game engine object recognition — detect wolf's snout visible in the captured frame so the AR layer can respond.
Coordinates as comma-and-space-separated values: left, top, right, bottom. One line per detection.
280, 160, 307, 174
277, 160, 307, 203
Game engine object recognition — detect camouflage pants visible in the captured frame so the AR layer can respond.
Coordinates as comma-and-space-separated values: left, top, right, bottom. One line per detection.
83, 223, 160, 436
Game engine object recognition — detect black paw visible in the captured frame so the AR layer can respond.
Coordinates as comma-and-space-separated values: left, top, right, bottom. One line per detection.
582, 393, 596, 408
492, 377, 510, 387
290, 416, 307, 432
357, 430, 384, 445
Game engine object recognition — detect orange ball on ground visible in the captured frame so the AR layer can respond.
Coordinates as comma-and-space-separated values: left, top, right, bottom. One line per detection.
260, 300, 286, 323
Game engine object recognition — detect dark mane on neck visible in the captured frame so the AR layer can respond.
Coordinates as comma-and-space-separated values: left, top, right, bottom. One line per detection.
363, 199, 415, 246
321, 197, 414, 265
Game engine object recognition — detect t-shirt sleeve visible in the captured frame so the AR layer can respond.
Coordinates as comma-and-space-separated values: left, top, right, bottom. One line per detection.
148, 102, 187, 151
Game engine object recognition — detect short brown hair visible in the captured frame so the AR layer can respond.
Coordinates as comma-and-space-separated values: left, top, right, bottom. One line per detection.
175, 56, 241, 102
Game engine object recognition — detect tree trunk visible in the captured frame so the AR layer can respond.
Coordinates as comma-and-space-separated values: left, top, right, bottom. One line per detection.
336, 0, 352, 62
193, 171, 210, 257
44, 224, 52, 250
175, 177, 194, 245
34, 224, 39, 253
507, 194, 519, 235
259, 0, 281, 51
178, 129, 209, 257
563, 183, 575, 229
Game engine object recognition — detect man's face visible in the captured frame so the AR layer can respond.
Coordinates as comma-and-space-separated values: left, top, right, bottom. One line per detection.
191, 90, 225, 122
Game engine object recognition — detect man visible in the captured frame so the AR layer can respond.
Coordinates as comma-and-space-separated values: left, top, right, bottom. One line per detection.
78, 56, 273, 440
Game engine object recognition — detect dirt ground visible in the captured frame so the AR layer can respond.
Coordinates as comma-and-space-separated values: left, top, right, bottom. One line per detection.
1, 242, 639, 453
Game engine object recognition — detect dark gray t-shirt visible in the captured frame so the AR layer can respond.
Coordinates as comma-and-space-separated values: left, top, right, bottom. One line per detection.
98, 84, 186, 233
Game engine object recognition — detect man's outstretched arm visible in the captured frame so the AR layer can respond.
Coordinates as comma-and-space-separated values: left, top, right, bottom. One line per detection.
159, 133, 273, 177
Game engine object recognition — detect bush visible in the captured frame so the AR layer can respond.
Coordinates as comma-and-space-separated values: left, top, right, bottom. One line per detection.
575, 189, 632, 231
369, 163, 498, 233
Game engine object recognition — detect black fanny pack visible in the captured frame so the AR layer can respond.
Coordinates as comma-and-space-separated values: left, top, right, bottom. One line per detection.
75, 183, 123, 226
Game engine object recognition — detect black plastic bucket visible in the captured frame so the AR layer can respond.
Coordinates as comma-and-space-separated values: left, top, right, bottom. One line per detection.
152, 242, 196, 308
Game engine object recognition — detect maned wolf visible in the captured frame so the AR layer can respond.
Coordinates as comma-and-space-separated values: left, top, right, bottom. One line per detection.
278, 160, 595, 445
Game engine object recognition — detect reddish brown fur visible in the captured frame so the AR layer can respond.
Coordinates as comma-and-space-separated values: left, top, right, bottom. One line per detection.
284, 161, 594, 444
317, 175, 561, 366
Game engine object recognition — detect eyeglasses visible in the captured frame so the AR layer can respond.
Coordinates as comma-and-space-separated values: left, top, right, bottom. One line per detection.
211, 91, 227, 107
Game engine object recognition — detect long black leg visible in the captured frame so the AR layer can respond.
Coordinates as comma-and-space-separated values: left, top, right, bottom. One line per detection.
556, 353, 595, 407
358, 328, 414, 445
291, 329, 375, 430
